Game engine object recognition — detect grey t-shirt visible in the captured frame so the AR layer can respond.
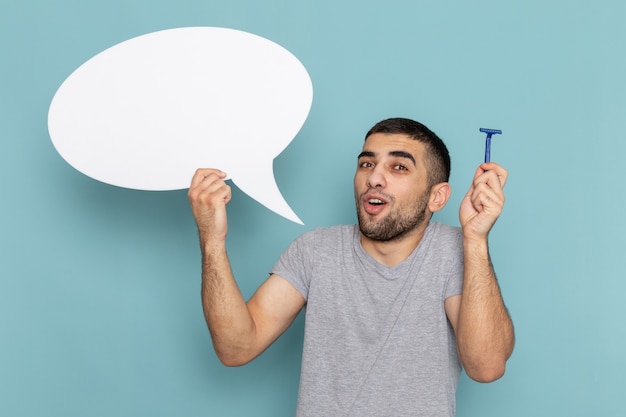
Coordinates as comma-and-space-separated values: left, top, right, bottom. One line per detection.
272, 221, 464, 417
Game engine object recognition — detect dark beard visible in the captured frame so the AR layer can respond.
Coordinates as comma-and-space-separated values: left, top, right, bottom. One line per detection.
357, 191, 430, 242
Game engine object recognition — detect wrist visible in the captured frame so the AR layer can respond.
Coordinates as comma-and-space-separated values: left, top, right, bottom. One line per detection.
199, 229, 227, 252
463, 234, 489, 255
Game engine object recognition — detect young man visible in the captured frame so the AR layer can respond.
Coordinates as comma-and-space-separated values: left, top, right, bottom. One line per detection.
188, 118, 514, 417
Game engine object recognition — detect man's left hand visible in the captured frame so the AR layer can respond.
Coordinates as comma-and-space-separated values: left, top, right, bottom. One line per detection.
459, 162, 508, 241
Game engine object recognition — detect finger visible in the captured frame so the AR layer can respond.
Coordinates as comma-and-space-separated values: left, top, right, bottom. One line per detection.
198, 177, 231, 203
189, 168, 227, 190
479, 162, 508, 187
189, 173, 231, 208
471, 182, 504, 214
474, 168, 506, 198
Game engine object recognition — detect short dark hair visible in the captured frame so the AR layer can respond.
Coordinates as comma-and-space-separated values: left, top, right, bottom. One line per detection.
365, 118, 451, 186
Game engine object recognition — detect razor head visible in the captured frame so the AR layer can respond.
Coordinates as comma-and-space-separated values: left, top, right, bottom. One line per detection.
479, 128, 502, 135
480, 127, 502, 163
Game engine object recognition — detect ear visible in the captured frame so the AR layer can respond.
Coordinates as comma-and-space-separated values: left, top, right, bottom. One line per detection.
428, 182, 451, 213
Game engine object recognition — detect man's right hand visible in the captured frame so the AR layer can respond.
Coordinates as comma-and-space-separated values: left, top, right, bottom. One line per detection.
188, 169, 305, 367
188, 168, 231, 243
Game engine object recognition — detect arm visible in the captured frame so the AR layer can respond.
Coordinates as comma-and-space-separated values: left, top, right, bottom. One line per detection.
188, 168, 305, 366
446, 162, 514, 382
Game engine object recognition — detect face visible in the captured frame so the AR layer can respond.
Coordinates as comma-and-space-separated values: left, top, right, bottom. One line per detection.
354, 133, 433, 242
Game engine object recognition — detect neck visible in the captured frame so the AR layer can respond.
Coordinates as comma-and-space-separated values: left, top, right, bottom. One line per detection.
359, 222, 429, 267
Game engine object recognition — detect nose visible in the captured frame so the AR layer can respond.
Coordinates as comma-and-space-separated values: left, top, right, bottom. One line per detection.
366, 165, 386, 189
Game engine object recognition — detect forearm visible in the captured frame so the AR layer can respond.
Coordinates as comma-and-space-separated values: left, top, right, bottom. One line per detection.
457, 237, 514, 382
201, 241, 257, 366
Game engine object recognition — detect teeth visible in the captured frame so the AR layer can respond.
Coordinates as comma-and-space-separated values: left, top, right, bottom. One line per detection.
369, 198, 384, 205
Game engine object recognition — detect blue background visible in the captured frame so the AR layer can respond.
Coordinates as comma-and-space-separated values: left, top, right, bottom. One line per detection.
2, 1, 625, 416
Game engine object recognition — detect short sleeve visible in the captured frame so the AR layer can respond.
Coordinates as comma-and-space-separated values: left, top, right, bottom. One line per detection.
443, 226, 464, 299
270, 231, 315, 300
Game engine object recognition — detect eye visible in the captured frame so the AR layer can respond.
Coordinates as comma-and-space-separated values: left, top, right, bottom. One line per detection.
359, 161, 374, 168
393, 163, 408, 171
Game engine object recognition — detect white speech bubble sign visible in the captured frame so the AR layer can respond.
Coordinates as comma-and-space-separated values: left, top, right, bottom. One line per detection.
48, 27, 312, 224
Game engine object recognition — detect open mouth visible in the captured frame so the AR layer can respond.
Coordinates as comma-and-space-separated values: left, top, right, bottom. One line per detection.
368, 198, 385, 206
362, 193, 390, 215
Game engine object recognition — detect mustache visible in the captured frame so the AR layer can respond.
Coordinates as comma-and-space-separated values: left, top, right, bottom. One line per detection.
359, 189, 395, 203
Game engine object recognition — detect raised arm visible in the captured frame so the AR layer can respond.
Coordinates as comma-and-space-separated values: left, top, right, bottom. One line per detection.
188, 169, 305, 366
445, 162, 515, 382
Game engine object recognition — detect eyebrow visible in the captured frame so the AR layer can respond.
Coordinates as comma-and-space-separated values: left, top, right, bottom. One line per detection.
357, 150, 416, 166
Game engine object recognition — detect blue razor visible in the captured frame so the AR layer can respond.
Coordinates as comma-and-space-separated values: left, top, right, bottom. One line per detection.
479, 128, 502, 163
